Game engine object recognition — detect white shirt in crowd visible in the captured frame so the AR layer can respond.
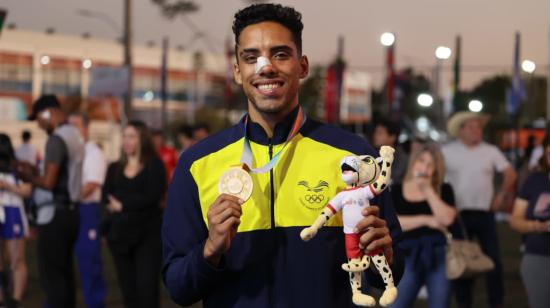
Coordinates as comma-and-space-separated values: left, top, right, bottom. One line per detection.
528, 145, 543, 169
15, 143, 38, 166
442, 141, 510, 211
81, 141, 107, 203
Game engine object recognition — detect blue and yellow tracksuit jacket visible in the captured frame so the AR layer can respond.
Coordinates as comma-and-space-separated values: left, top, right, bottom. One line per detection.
162, 109, 404, 307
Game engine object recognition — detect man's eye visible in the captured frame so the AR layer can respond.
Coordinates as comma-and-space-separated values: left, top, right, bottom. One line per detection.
244, 55, 257, 63
273, 52, 289, 60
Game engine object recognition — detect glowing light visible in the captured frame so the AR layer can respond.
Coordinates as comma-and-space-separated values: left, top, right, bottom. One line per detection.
143, 91, 154, 102
380, 32, 396, 47
417, 93, 434, 107
435, 46, 452, 60
468, 99, 483, 112
521, 59, 536, 74
82, 59, 92, 69
40, 55, 50, 65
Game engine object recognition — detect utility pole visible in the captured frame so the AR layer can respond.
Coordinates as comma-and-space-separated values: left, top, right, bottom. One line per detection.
123, 0, 133, 120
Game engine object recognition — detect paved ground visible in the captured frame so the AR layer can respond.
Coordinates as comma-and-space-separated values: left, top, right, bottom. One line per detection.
21, 222, 528, 307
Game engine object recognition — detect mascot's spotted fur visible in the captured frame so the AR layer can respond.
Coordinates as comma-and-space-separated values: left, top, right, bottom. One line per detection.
300, 146, 397, 307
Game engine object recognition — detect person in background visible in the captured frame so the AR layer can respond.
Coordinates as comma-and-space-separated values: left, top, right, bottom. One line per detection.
102, 120, 166, 308
176, 124, 195, 155
19, 94, 83, 308
15, 130, 39, 167
390, 143, 456, 308
442, 111, 517, 308
373, 118, 408, 184
510, 136, 550, 308
192, 123, 210, 142
68, 113, 107, 308
0, 134, 31, 308
152, 130, 178, 183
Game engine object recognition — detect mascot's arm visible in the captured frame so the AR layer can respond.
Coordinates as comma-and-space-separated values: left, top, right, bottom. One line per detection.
370, 146, 395, 196
300, 205, 337, 241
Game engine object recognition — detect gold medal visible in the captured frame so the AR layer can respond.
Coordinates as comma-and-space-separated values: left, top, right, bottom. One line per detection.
218, 166, 253, 201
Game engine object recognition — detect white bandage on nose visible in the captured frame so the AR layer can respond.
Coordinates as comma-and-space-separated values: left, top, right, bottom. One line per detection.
255, 56, 271, 74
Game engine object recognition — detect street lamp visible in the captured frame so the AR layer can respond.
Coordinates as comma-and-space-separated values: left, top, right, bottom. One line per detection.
82, 59, 92, 70
380, 32, 395, 47
468, 99, 483, 112
521, 59, 536, 74
433, 45, 452, 129
417, 93, 434, 107
76, 4, 132, 120
435, 46, 452, 60
380, 32, 396, 115
40, 55, 50, 66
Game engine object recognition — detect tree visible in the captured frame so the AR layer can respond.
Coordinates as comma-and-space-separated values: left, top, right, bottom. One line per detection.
299, 65, 324, 119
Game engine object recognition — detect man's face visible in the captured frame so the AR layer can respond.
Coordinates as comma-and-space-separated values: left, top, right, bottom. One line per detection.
373, 125, 396, 148
459, 118, 483, 145
233, 21, 309, 116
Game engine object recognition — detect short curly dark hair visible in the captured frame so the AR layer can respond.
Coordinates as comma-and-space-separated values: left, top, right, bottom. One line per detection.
232, 3, 303, 55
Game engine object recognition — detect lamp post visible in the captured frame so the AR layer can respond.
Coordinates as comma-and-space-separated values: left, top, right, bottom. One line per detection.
434, 46, 451, 129
521, 59, 537, 129
380, 32, 396, 116
77, 1, 133, 120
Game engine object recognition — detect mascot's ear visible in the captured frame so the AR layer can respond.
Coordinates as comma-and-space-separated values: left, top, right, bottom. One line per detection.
375, 157, 383, 164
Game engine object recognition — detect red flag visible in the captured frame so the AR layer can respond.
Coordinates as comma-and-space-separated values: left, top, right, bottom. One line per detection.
324, 65, 337, 123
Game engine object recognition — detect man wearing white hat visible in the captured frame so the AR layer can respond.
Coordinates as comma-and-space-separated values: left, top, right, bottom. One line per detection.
442, 111, 517, 308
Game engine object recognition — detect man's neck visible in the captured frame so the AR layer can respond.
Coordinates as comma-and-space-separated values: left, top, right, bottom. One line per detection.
247, 103, 298, 138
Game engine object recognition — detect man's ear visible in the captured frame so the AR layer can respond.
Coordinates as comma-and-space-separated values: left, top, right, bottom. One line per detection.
233, 62, 243, 85
299, 55, 309, 79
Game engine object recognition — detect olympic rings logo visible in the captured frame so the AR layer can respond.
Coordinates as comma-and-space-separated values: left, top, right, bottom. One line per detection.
305, 194, 324, 203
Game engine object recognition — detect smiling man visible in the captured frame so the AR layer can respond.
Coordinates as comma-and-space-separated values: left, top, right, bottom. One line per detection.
162, 3, 403, 307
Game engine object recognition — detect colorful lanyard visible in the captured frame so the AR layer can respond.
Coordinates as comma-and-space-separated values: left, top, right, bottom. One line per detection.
241, 107, 306, 174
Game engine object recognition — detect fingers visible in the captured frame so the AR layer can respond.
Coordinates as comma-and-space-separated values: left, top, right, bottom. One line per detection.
361, 205, 380, 217
212, 207, 242, 225
208, 194, 243, 218
355, 207, 383, 233
359, 225, 391, 250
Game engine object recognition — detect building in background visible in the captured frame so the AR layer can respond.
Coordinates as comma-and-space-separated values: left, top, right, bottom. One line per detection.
0, 28, 228, 125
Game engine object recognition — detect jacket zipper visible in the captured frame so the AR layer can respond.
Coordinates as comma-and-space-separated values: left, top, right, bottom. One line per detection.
268, 139, 275, 308
268, 139, 275, 229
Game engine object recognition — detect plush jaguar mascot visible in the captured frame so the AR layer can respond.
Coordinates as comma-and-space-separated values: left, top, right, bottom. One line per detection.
300, 146, 397, 307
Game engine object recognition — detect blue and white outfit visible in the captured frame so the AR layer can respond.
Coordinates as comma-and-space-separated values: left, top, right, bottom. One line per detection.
74, 141, 107, 308
0, 172, 29, 239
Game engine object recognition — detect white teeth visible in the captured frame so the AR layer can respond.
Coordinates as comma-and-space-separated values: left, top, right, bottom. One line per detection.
258, 83, 280, 90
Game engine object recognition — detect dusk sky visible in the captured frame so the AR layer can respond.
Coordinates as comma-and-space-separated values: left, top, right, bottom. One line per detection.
3, 0, 550, 89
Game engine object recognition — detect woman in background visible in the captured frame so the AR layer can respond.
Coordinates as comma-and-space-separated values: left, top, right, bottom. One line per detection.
510, 137, 550, 308
390, 143, 456, 308
102, 121, 166, 308
0, 134, 31, 308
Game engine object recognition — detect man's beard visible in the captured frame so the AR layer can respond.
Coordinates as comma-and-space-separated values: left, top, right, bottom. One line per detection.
248, 96, 287, 115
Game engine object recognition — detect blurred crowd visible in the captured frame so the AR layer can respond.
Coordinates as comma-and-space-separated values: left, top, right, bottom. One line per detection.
0, 94, 210, 308
0, 93, 549, 308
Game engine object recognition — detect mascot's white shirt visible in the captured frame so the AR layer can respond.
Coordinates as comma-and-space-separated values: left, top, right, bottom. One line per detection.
327, 186, 375, 234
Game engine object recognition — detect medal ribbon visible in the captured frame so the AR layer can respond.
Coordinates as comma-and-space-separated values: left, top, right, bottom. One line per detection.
241, 107, 306, 174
